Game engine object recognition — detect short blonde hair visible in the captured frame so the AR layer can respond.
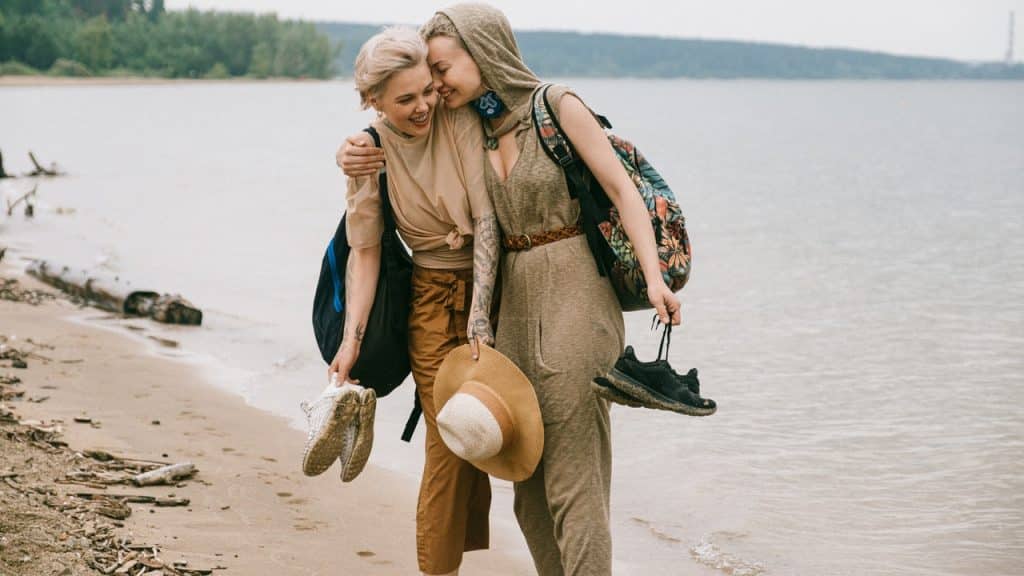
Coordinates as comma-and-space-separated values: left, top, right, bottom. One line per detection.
353, 26, 428, 110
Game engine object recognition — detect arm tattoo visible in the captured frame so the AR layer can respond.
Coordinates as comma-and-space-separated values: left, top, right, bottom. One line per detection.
470, 214, 500, 343
343, 250, 363, 345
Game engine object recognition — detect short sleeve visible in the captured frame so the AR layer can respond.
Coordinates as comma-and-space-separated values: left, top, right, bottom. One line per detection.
545, 84, 586, 126
450, 106, 494, 220
345, 174, 384, 248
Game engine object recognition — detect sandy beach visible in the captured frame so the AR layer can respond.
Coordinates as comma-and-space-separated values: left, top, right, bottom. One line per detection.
0, 268, 531, 575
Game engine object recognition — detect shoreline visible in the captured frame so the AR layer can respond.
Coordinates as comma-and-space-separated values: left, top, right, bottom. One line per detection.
0, 267, 532, 574
0, 76, 335, 87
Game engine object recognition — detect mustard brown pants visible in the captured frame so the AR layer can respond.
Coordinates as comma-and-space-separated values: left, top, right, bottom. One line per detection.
408, 266, 492, 574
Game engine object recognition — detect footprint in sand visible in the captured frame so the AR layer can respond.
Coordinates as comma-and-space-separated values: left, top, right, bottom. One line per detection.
293, 520, 326, 531
356, 551, 392, 565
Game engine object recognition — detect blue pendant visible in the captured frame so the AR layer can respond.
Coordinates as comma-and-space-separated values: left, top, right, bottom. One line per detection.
473, 90, 506, 119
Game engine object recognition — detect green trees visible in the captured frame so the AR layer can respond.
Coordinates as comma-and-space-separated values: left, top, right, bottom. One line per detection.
74, 16, 113, 71
0, 0, 338, 78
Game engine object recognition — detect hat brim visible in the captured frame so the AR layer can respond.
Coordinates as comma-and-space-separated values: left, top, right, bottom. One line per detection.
435, 345, 543, 482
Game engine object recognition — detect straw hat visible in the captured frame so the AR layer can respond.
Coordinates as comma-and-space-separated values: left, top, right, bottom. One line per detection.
434, 345, 543, 482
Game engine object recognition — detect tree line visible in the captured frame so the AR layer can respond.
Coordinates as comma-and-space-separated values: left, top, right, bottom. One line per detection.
0, 0, 338, 78
318, 22, 1024, 80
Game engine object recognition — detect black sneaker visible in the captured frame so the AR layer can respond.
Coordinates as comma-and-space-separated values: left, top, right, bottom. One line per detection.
596, 346, 716, 416
620, 346, 701, 396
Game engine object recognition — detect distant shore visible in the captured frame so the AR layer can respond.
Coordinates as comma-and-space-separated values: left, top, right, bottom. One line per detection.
0, 76, 331, 87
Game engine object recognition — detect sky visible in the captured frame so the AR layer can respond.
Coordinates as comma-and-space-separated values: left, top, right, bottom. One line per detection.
165, 0, 1024, 63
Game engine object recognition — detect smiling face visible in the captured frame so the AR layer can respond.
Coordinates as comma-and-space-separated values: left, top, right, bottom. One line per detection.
371, 62, 437, 137
427, 35, 486, 109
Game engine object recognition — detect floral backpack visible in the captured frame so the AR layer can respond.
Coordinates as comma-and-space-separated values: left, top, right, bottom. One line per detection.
530, 84, 692, 311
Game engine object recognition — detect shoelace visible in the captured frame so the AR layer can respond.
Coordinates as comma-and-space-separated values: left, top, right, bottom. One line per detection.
300, 386, 343, 450
651, 315, 672, 362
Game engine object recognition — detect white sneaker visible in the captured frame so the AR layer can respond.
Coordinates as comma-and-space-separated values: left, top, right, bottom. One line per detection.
340, 386, 376, 482
300, 376, 361, 476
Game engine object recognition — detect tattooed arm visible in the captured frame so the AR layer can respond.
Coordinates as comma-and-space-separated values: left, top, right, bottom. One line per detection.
329, 244, 381, 384
468, 213, 500, 359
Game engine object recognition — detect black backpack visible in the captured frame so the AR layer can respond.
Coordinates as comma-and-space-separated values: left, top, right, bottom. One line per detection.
312, 127, 421, 439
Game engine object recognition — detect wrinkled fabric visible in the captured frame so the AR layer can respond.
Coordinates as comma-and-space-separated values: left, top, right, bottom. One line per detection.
409, 266, 492, 574
346, 105, 491, 270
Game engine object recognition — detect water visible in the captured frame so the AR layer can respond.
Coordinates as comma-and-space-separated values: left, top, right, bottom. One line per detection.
2, 79, 1022, 575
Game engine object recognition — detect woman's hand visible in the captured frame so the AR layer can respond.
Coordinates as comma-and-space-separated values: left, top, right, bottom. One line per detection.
468, 312, 495, 361
647, 280, 682, 326
328, 340, 361, 386
336, 133, 384, 178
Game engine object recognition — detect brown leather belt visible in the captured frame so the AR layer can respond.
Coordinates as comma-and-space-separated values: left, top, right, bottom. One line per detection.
502, 224, 582, 251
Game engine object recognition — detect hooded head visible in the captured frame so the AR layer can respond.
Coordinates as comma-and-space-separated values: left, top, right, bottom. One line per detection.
425, 3, 540, 137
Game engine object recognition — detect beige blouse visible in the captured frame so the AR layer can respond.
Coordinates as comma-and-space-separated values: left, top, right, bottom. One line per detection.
345, 105, 491, 270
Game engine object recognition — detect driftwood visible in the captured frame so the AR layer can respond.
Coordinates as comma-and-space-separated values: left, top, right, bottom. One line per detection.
27, 151, 64, 177
5, 184, 37, 217
26, 260, 203, 325
130, 462, 196, 486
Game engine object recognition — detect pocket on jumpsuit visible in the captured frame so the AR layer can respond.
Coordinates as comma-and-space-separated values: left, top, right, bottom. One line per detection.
535, 314, 591, 426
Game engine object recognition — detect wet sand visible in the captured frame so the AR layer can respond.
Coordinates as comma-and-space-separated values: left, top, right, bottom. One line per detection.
0, 271, 531, 574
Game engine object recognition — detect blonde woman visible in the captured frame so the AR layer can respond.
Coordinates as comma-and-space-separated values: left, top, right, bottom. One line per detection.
339, 6, 683, 575
331, 26, 501, 576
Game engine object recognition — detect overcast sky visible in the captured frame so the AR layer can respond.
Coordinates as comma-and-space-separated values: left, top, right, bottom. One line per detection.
165, 0, 1023, 62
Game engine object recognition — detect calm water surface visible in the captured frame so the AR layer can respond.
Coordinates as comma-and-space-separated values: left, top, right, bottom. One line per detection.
2, 79, 1022, 575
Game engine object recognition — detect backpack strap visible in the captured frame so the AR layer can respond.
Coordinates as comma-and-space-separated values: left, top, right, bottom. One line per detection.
401, 393, 421, 443
363, 126, 398, 233
364, 126, 422, 443
530, 85, 615, 278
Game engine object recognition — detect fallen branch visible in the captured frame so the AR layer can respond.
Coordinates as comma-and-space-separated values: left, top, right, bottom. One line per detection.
27, 151, 64, 177
130, 462, 196, 486
5, 184, 37, 217
26, 260, 204, 325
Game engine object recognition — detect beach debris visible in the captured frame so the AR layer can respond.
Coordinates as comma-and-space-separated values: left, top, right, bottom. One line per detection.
27, 151, 65, 177
2, 364, 226, 576
26, 260, 204, 325
0, 149, 9, 179
131, 462, 197, 487
4, 183, 37, 217
155, 497, 190, 507
3, 414, 221, 574
0, 277, 56, 306
1, 347, 31, 369
1, 387, 25, 401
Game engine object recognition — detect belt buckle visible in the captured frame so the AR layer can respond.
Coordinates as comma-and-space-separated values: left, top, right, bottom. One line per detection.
522, 234, 532, 250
